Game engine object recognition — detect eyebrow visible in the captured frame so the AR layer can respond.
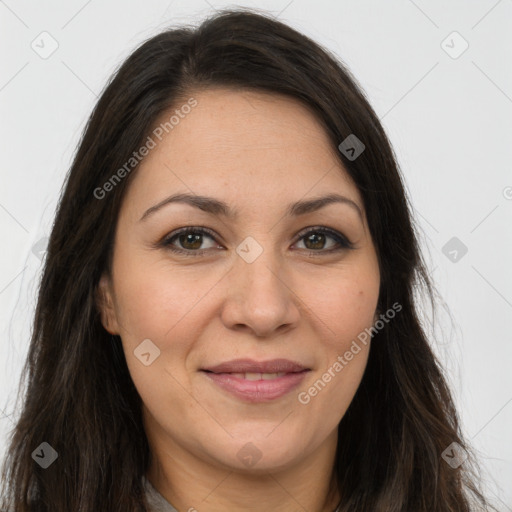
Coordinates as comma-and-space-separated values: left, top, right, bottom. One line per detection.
139, 192, 363, 222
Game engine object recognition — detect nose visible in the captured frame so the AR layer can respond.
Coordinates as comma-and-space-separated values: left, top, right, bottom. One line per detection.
220, 244, 301, 338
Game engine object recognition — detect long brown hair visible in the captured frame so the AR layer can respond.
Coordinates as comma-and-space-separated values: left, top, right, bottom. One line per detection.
0, 8, 495, 511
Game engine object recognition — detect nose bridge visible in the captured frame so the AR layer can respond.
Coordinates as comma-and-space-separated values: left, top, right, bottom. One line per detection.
220, 233, 300, 336
235, 233, 287, 302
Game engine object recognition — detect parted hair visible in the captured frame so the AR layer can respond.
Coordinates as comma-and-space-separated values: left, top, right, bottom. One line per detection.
0, 8, 494, 511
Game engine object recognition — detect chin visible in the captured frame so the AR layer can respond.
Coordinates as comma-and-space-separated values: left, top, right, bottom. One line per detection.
205, 434, 307, 474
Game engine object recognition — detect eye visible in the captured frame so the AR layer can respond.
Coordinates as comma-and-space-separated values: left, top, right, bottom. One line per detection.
293, 226, 354, 255
160, 227, 220, 256
159, 226, 354, 257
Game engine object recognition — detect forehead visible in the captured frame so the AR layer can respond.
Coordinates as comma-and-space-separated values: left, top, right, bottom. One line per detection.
122, 88, 363, 220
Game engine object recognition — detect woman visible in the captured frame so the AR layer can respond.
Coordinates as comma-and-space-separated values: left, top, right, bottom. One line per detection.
0, 8, 495, 512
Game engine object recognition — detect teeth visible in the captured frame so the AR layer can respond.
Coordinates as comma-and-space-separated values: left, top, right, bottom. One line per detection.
236, 372, 287, 380
261, 372, 284, 380
212, 372, 290, 380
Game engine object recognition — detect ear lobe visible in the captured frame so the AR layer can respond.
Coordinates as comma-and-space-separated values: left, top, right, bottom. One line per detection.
96, 274, 120, 335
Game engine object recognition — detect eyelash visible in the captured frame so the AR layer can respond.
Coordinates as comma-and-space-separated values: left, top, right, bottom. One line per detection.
159, 226, 354, 257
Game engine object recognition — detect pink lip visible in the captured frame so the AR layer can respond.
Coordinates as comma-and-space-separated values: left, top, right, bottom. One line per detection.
202, 370, 309, 403
200, 358, 310, 403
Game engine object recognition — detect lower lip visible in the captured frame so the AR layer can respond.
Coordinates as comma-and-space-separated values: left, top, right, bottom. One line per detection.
201, 370, 309, 403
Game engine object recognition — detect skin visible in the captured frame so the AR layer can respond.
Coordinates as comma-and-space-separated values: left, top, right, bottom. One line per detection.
97, 88, 381, 512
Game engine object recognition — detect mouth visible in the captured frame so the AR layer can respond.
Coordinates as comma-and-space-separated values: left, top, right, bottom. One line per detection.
203, 371, 293, 380
201, 358, 309, 374
200, 359, 311, 402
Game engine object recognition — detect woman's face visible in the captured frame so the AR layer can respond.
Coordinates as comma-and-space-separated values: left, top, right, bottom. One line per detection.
98, 88, 380, 473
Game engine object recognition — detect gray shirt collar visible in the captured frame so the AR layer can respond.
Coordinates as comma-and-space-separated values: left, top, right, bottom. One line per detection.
142, 476, 342, 512
142, 476, 178, 512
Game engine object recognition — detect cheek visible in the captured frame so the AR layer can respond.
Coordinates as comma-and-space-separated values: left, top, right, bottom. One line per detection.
112, 249, 209, 342
111, 263, 204, 412
111, 252, 221, 395
298, 264, 379, 407
308, 269, 380, 347
298, 277, 377, 421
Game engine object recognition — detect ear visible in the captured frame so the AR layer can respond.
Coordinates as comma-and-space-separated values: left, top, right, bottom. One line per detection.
95, 273, 120, 335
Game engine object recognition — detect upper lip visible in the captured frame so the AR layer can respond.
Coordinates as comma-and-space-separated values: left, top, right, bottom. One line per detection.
202, 358, 309, 374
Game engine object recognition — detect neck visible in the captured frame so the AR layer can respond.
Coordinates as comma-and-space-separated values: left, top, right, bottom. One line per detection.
145, 420, 340, 512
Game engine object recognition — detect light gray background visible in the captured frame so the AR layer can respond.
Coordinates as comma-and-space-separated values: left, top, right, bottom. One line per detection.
1, 0, 511, 508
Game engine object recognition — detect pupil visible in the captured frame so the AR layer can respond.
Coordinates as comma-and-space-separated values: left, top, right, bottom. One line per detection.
181, 233, 202, 250
306, 233, 325, 250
